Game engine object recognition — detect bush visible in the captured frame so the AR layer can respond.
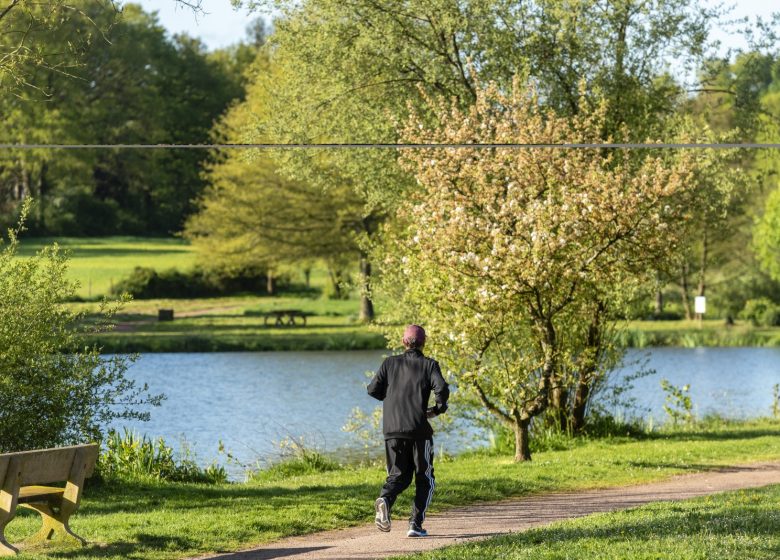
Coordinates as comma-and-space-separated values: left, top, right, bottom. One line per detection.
740, 298, 780, 327
98, 429, 227, 484
761, 306, 780, 327
0, 203, 163, 452
112, 266, 277, 299
247, 436, 341, 482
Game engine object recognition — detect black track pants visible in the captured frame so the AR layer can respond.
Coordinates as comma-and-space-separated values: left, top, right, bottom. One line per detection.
379, 438, 434, 526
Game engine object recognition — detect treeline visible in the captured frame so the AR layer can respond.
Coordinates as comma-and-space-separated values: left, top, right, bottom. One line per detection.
0, 2, 261, 235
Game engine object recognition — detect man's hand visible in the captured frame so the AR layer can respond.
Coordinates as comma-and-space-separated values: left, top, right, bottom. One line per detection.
426, 407, 438, 419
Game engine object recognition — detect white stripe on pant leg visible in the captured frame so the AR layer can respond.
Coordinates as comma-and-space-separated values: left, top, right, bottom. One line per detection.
422, 439, 435, 521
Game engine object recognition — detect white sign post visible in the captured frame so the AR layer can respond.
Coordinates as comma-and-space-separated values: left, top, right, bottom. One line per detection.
694, 296, 706, 328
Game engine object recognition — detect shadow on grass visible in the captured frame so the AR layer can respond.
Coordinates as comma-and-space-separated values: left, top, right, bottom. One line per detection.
646, 428, 780, 442
46, 536, 198, 559
493, 495, 779, 547
77, 480, 381, 517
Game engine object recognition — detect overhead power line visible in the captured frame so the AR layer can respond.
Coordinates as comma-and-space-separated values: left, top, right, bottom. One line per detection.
0, 142, 779, 150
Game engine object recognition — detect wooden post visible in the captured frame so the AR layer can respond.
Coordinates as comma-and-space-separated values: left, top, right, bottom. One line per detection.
0, 458, 22, 556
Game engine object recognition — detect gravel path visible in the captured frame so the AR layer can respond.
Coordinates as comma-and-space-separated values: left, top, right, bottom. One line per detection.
195, 461, 780, 560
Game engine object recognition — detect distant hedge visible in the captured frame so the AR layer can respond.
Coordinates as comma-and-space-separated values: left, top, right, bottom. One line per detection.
111, 266, 271, 299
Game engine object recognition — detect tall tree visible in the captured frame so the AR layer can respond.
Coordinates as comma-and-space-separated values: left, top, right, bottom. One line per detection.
184, 55, 365, 292
383, 81, 701, 460
238, 0, 721, 321
0, 2, 247, 234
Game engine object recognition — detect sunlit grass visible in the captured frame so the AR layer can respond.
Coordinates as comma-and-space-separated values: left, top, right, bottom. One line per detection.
4, 419, 779, 560
18, 237, 197, 298
393, 485, 780, 560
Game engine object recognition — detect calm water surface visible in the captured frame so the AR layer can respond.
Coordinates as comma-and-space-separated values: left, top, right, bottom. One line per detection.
115, 348, 780, 478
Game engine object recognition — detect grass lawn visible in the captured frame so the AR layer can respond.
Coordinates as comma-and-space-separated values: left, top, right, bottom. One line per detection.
392, 484, 780, 560
17, 237, 780, 350
70, 295, 386, 352
18, 237, 196, 298
4, 419, 780, 559
73, 301, 780, 353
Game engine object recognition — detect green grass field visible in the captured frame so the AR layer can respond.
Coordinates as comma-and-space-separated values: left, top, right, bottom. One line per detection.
74, 299, 780, 353
18, 237, 197, 298
4, 419, 779, 560
392, 485, 780, 560
16, 237, 780, 351
70, 295, 386, 352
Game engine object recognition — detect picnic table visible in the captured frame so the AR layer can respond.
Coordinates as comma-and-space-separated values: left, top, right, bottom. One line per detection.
262, 309, 310, 327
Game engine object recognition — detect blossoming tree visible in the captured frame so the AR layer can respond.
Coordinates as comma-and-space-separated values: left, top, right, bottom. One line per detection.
384, 80, 700, 460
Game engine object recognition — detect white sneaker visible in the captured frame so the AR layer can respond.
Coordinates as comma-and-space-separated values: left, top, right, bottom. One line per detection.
407, 522, 428, 537
374, 498, 391, 532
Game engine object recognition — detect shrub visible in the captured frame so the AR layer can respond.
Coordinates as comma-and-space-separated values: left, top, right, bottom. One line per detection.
98, 429, 227, 484
112, 266, 303, 299
741, 298, 780, 327
247, 436, 341, 482
0, 203, 162, 452
761, 306, 780, 327
660, 379, 695, 427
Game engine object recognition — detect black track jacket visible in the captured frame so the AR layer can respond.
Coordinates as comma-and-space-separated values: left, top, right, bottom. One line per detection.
367, 348, 450, 440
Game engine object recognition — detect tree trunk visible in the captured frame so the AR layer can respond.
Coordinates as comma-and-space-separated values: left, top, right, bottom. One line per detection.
36, 162, 48, 231
697, 230, 708, 298
266, 269, 275, 295
571, 380, 590, 433
18, 166, 30, 201
514, 418, 532, 461
304, 268, 311, 288
571, 302, 604, 433
680, 261, 692, 320
359, 254, 374, 322
550, 384, 569, 432
327, 267, 341, 299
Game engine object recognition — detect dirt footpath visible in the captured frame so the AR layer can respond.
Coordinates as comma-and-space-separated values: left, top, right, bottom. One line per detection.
196, 461, 780, 560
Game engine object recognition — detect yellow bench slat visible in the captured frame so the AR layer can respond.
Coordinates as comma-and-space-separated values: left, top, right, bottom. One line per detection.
18, 486, 65, 502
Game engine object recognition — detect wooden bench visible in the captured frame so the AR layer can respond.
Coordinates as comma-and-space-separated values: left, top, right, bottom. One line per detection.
0, 443, 99, 555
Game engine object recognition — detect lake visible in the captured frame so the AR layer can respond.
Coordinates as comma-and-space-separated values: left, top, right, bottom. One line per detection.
114, 348, 780, 478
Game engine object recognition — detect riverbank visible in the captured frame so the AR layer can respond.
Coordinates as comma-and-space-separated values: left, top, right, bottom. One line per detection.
72, 296, 780, 352
5, 419, 780, 560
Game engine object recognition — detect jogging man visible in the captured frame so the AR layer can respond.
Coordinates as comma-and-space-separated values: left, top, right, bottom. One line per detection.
368, 324, 450, 538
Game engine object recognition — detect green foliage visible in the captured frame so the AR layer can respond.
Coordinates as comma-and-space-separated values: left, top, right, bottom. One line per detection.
0, 2, 250, 235
740, 298, 780, 326
0, 0, 117, 95
342, 405, 384, 459
184, 54, 363, 293
112, 266, 277, 299
618, 320, 780, 347
772, 384, 779, 419
382, 78, 704, 460
98, 429, 227, 484
660, 379, 695, 427
755, 186, 780, 282
0, 204, 163, 452
248, 435, 341, 482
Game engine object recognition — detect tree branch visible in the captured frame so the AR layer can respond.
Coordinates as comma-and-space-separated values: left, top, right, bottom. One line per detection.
0, 0, 20, 23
